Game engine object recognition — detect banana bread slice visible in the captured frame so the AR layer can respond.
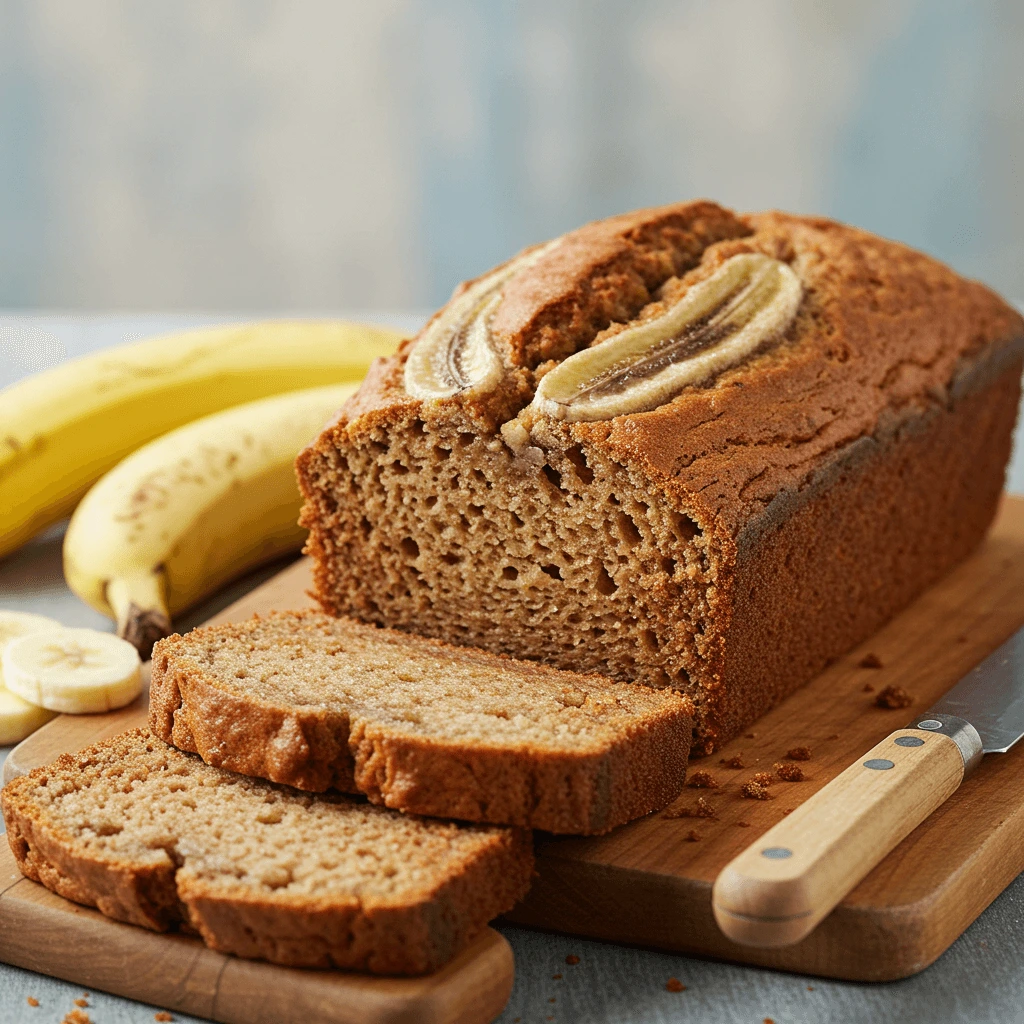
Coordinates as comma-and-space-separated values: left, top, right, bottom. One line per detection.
296, 200, 1024, 754
149, 611, 692, 834
1, 729, 532, 975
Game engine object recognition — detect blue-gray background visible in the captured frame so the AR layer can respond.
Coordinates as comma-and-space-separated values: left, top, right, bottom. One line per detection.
1, 0, 1021, 312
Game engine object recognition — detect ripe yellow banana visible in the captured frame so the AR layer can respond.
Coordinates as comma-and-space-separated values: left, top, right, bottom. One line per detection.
63, 383, 358, 657
0, 321, 401, 559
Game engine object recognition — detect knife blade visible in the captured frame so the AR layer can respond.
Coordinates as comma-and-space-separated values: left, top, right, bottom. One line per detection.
711, 624, 1024, 949
926, 627, 1024, 753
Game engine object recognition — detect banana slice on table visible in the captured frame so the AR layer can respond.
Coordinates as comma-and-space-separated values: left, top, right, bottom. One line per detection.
0, 689, 56, 746
3, 628, 142, 714
0, 609, 63, 646
0, 610, 64, 743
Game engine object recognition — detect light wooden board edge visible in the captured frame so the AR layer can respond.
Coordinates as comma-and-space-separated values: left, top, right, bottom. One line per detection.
0, 845, 514, 1024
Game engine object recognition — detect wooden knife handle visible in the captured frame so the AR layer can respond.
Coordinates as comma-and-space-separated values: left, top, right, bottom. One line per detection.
712, 722, 978, 948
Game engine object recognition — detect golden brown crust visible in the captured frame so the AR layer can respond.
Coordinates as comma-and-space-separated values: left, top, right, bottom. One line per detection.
1, 729, 534, 975
296, 202, 1024, 753
149, 613, 692, 834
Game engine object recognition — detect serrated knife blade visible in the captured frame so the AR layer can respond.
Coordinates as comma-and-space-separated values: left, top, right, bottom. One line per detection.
924, 625, 1024, 753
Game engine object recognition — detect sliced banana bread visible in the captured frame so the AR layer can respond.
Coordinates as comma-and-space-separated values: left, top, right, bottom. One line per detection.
149, 611, 692, 834
1, 729, 532, 975
295, 200, 1024, 753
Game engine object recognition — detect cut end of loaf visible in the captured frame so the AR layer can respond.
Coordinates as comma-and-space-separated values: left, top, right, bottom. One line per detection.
298, 424, 721, 741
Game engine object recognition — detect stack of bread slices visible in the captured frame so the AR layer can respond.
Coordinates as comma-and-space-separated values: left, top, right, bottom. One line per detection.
2, 610, 692, 974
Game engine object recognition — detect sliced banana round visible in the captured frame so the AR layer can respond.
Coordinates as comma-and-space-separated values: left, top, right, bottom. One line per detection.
3, 627, 143, 714
0, 611, 64, 743
0, 609, 63, 647
0, 688, 57, 745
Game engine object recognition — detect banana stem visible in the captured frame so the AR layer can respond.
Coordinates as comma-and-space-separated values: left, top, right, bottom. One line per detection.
106, 572, 172, 661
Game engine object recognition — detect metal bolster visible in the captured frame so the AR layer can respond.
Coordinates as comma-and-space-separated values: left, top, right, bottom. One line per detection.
908, 713, 984, 777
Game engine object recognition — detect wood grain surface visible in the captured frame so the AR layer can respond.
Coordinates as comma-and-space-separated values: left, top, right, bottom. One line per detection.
7, 498, 1024, 984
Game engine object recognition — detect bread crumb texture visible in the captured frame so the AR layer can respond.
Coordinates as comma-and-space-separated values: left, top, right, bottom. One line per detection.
150, 611, 692, 834
774, 763, 805, 782
1, 730, 533, 975
664, 795, 717, 820
687, 769, 718, 789
876, 685, 914, 709
297, 200, 1024, 755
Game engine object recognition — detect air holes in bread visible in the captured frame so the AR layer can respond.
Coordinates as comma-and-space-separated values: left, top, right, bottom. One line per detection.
565, 445, 594, 484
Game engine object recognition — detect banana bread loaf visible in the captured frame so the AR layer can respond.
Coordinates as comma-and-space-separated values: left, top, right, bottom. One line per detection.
1, 729, 532, 974
149, 610, 692, 834
296, 201, 1024, 754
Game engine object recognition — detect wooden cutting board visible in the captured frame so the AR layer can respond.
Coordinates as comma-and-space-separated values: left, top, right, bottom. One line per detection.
0, 563, 513, 1024
8, 496, 1024, 986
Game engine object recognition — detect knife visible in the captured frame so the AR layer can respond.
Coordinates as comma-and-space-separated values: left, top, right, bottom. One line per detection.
712, 625, 1024, 948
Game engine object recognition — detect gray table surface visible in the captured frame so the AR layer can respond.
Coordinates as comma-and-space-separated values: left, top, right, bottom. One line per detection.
3, 313, 1024, 1024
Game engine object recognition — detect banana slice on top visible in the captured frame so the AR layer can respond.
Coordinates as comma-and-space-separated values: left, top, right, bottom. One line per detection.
0, 610, 64, 744
3, 628, 142, 714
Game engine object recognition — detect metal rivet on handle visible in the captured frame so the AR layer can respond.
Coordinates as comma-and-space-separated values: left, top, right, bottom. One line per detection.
895, 737, 925, 747
864, 759, 895, 770
761, 847, 793, 859
917, 720, 943, 730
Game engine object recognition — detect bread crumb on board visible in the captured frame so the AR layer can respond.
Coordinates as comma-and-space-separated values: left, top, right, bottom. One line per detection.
155, 1014, 174, 1023
75, 999, 89, 1008
26, 997, 39, 1007
666, 977, 687, 992
552, 973, 562, 980
741, 781, 775, 800
720, 754, 745, 769
664, 796, 717, 819
685, 830, 701, 842
687, 770, 719, 789
786, 746, 812, 761
859, 653, 884, 669
774, 762, 805, 782
876, 685, 914, 709
737, 821, 751, 827
565, 954, 580, 965
62, 1010, 91, 1024
750, 771, 774, 787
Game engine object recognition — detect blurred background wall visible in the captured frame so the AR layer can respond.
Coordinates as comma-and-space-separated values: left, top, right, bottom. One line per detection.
1, 0, 1021, 313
